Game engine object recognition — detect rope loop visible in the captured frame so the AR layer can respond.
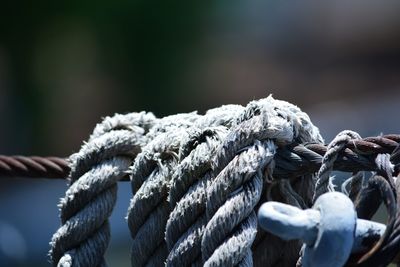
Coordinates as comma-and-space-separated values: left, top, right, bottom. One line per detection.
50, 112, 155, 267
313, 130, 361, 202
201, 97, 323, 266
47, 96, 400, 267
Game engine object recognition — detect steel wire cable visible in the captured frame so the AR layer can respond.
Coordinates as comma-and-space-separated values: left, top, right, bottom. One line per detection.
1, 134, 399, 180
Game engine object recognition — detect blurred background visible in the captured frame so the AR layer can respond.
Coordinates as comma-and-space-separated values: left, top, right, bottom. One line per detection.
0, 0, 400, 266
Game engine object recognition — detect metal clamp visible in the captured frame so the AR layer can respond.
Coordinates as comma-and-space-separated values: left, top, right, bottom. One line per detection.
258, 192, 386, 267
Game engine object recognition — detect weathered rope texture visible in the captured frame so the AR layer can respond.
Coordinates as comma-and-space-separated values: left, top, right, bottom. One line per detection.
45, 96, 400, 267
313, 130, 361, 202
128, 106, 244, 266
200, 98, 323, 267
50, 112, 157, 267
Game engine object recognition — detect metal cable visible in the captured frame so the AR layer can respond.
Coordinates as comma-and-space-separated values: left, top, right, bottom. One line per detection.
1, 134, 399, 180
0, 155, 70, 178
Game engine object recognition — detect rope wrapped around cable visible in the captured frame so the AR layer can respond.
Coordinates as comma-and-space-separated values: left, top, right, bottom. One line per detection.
128, 105, 245, 266
165, 126, 235, 266
46, 95, 400, 267
48, 96, 324, 267
127, 113, 200, 267
295, 132, 400, 267
200, 98, 323, 266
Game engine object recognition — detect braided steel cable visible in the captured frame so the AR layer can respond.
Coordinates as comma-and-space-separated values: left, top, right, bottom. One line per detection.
0, 155, 70, 178
1, 134, 400, 180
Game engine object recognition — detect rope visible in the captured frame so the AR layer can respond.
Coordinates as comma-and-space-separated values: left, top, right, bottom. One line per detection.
1, 96, 399, 266
128, 105, 244, 266
128, 128, 190, 266
200, 97, 323, 266
50, 112, 156, 267
126, 113, 204, 266
165, 127, 228, 266
312, 130, 361, 202
349, 153, 398, 266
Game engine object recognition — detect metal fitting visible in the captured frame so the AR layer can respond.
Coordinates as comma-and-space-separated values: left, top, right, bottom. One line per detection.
258, 192, 386, 267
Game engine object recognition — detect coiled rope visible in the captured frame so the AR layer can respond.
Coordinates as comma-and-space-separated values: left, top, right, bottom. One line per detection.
52, 96, 327, 266
2, 96, 399, 266
50, 112, 157, 267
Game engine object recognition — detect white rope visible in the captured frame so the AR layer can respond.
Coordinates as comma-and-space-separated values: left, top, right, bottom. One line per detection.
49, 95, 323, 267
50, 113, 157, 267
312, 130, 361, 203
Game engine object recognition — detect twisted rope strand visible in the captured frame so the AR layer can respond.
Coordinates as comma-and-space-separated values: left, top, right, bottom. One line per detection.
129, 106, 244, 266
127, 120, 197, 266
204, 212, 258, 267
202, 97, 323, 266
165, 128, 227, 266
161, 105, 244, 266
312, 130, 361, 202
50, 113, 156, 267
